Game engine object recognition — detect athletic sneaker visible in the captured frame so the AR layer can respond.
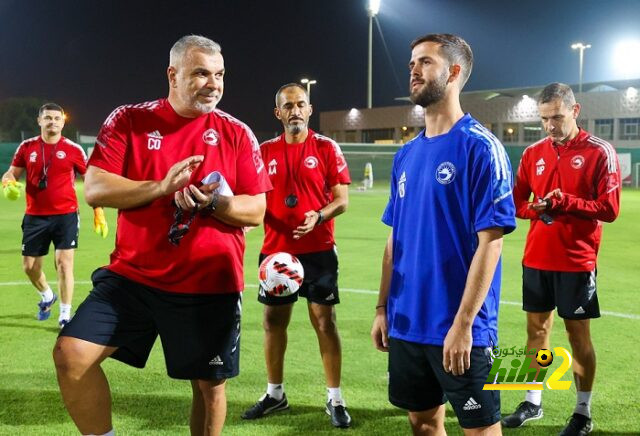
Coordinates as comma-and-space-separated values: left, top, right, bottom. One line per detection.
501, 401, 543, 428
58, 318, 70, 329
326, 399, 352, 428
559, 413, 593, 435
36, 294, 58, 321
241, 393, 289, 419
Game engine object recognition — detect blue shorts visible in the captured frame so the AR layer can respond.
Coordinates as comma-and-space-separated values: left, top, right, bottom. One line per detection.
388, 338, 500, 429
60, 268, 242, 380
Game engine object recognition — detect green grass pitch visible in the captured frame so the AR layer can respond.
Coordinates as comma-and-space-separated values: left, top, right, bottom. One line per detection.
0, 184, 638, 435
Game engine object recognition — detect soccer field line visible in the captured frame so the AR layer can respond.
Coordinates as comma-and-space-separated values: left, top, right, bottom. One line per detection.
2, 280, 638, 320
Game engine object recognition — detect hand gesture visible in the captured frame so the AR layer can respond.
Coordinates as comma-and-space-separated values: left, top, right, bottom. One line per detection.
293, 210, 320, 240
160, 155, 204, 196
442, 323, 472, 376
174, 182, 221, 211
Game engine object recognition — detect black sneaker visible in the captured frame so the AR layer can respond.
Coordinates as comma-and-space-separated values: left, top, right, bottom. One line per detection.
241, 393, 289, 419
501, 401, 543, 428
326, 400, 352, 428
559, 413, 593, 436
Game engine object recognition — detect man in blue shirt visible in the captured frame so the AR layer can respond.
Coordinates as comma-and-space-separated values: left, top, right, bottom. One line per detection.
371, 33, 516, 435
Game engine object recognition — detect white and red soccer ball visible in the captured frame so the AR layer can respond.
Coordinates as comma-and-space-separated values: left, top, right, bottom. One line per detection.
259, 252, 304, 297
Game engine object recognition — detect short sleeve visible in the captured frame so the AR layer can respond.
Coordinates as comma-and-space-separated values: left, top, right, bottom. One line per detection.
234, 124, 272, 196
71, 143, 88, 175
11, 142, 26, 167
89, 106, 130, 175
381, 152, 399, 227
470, 138, 516, 235
325, 140, 351, 186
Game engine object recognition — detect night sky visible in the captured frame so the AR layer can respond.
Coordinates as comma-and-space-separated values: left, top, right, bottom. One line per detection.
2, 0, 640, 135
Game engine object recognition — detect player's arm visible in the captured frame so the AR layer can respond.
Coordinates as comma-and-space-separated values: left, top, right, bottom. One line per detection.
443, 227, 504, 376
2, 166, 24, 183
543, 159, 620, 223
176, 183, 266, 228
84, 155, 204, 210
293, 183, 349, 239
371, 231, 393, 352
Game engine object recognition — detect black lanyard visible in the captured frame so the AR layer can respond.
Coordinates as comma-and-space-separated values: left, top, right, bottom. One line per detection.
40, 139, 59, 179
282, 140, 306, 208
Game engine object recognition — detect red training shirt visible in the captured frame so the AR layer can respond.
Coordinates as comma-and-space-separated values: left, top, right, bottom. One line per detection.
260, 130, 351, 255
513, 129, 621, 272
11, 136, 87, 215
90, 99, 272, 294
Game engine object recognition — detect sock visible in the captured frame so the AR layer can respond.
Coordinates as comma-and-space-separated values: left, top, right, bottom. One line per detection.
575, 391, 592, 417
59, 303, 72, 320
267, 383, 284, 400
327, 387, 344, 405
84, 430, 114, 436
38, 287, 54, 302
525, 385, 542, 406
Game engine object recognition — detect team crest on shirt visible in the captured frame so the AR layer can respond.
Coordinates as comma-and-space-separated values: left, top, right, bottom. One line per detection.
435, 162, 456, 185
202, 129, 219, 146
304, 156, 318, 169
56, 151, 66, 159
571, 155, 585, 169
398, 171, 406, 198
268, 159, 277, 175
29, 151, 37, 163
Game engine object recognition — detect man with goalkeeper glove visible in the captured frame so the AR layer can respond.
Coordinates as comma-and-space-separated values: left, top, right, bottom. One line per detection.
2, 102, 108, 328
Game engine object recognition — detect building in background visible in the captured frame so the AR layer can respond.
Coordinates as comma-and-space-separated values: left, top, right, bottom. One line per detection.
321, 79, 640, 186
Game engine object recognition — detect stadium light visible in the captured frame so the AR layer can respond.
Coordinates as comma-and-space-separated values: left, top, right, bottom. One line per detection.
300, 78, 317, 101
367, 0, 381, 108
571, 42, 591, 94
613, 39, 640, 79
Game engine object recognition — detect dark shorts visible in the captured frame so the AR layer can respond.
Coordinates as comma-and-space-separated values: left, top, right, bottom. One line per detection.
257, 248, 340, 306
21, 212, 79, 256
60, 268, 242, 380
522, 265, 600, 319
388, 338, 500, 429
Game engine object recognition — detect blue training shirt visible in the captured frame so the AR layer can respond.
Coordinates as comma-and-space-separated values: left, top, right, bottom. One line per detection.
381, 114, 516, 347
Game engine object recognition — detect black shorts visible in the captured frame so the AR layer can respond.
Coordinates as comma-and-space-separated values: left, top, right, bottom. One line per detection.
21, 212, 79, 256
522, 265, 600, 319
257, 248, 340, 306
388, 338, 500, 429
60, 268, 242, 380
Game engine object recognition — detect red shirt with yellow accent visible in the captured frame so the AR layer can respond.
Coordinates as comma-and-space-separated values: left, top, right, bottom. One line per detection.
513, 129, 620, 272
11, 136, 87, 215
89, 98, 272, 294
260, 130, 351, 255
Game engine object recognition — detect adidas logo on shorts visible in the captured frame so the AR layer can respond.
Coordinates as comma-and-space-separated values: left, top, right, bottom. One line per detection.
462, 397, 482, 411
209, 355, 224, 366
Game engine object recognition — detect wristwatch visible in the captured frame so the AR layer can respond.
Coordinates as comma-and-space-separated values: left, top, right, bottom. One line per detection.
202, 192, 219, 214
315, 209, 324, 226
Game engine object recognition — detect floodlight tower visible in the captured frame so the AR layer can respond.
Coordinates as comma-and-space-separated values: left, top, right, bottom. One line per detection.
300, 78, 317, 101
571, 42, 591, 94
367, 0, 380, 108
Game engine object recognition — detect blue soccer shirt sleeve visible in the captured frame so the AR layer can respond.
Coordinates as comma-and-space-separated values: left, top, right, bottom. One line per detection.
468, 131, 516, 235
381, 152, 399, 227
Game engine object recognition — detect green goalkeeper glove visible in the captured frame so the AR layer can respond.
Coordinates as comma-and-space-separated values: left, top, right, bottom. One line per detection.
2, 180, 23, 201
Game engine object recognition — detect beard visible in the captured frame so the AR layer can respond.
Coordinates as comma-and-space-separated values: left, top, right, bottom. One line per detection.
410, 69, 449, 108
285, 120, 306, 135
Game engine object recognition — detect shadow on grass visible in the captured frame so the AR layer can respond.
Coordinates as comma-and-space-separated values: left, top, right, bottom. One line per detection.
0, 314, 61, 333
1, 390, 637, 435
